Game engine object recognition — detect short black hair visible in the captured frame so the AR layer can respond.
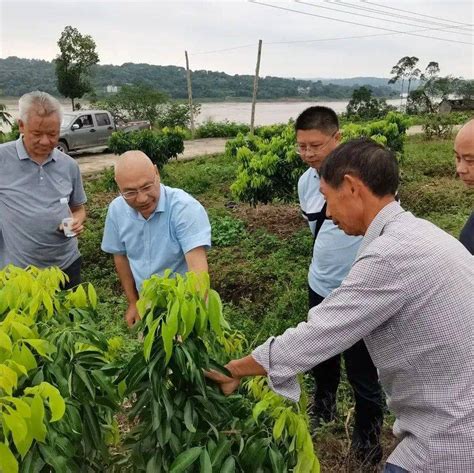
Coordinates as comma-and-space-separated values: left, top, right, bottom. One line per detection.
295, 106, 339, 134
320, 138, 399, 197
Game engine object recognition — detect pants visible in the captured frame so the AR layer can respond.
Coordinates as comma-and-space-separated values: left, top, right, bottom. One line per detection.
62, 257, 82, 290
309, 286, 384, 464
384, 464, 408, 473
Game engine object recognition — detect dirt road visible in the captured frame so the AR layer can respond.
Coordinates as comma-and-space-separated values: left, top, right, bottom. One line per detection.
76, 138, 228, 176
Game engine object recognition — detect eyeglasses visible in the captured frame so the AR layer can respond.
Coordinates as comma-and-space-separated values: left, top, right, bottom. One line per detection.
296, 132, 336, 155
120, 179, 157, 200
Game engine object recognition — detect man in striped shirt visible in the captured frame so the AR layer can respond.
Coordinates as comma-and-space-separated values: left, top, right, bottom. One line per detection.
208, 139, 474, 472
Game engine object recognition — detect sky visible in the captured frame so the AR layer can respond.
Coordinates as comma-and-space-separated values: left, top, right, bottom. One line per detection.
0, 0, 473, 79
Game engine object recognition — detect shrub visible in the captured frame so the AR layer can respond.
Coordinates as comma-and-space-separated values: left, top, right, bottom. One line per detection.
0, 266, 120, 471
211, 215, 246, 247
155, 103, 201, 129
118, 272, 320, 472
108, 129, 184, 170
422, 114, 454, 139
195, 120, 250, 138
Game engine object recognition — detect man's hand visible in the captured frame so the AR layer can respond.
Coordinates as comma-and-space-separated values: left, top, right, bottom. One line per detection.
205, 368, 241, 396
124, 302, 141, 328
70, 218, 85, 236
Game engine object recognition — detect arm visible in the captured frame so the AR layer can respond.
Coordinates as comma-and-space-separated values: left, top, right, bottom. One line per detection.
70, 204, 86, 236
209, 252, 406, 400
113, 254, 140, 328
184, 246, 208, 274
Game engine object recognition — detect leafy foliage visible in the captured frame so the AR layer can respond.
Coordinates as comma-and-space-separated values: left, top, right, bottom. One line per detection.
346, 86, 395, 120
55, 26, 99, 110
0, 266, 120, 472
108, 129, 184, 170
421, 114, 454, 139
230, 113, 409, 205
210, 216, 247, 247
118, 271, 319, 472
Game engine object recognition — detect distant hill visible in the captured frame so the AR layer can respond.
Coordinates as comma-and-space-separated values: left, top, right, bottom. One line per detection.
311, 76, 420, 91
0, 57, 397, 100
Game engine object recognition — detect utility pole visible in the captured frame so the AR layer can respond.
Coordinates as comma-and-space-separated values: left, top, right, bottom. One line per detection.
250, 39, 262, 135
185, 50, 195, 138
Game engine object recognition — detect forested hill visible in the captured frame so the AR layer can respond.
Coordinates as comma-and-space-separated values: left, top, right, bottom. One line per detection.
0, 56, 397, 100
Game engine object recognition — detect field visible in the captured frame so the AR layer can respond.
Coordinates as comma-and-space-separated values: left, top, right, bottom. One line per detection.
77, 133, 472, 472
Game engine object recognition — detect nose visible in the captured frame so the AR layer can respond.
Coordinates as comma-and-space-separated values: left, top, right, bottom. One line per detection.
39, 134, 50, 145
136, 190, 148, 203
456, 158, 467, 174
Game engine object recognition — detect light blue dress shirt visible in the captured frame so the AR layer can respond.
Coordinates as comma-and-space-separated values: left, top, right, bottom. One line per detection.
298, 167, 362, 297
101, 184, 211, 290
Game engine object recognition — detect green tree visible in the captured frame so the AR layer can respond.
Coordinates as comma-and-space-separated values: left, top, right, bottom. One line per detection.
55, 26, 99, 110
96, 84, 167, 124
389, 56, 420, 110
346, 86, 393, 120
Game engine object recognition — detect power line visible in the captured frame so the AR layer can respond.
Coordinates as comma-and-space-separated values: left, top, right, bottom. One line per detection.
360, 0, 473, 28
330, 0, 472, 32
191, 43, 256, 56
295, 0, 473, 36
248, 0, 473, 45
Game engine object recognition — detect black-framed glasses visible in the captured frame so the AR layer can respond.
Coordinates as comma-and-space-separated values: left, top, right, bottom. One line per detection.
296, 132, 336, 154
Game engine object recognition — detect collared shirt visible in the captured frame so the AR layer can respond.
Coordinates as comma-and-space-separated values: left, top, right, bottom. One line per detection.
101, 184, 211, 290
0, 139, 86, 269
459, 211, 474, 255
253, 202, 474, 472
298, 167, 361, 297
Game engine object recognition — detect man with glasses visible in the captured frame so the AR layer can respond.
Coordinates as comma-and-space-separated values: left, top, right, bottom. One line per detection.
296, 106, 384, 465
101, 150, 211, 327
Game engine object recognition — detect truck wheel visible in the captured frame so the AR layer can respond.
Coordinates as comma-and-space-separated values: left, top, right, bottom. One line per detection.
57, 140, 69, 154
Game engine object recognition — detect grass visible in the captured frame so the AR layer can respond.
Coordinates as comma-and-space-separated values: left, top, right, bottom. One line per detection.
79, 134, 472, 472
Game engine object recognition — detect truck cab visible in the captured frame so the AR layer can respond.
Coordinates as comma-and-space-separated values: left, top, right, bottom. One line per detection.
58, 110, 115, 154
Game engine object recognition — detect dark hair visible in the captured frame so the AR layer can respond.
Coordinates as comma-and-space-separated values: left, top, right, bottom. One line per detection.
295, 106, 339, 134
320, 138, 399, 197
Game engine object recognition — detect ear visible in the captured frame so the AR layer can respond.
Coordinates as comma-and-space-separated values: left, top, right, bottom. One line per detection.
18, 119, 25, 134
342, 174, 363, 196
334, 131, 342, 144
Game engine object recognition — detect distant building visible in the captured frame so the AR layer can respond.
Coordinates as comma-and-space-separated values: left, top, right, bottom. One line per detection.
297, 86, 311, 96
105, 85, 120, 94
439, 98, 474, 113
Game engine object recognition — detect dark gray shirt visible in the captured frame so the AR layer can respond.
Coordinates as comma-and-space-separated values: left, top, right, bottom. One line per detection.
0, 139, 87, 269
459, 211, 474, 255
253, 202, 474, 472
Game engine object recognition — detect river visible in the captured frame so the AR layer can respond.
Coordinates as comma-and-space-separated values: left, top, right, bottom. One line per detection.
1, 98, 401, 132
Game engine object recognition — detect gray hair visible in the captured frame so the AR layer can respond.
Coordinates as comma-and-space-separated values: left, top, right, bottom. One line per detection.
18, 91, 63, 124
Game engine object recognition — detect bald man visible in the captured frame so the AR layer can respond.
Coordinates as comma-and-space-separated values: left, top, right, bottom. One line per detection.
454, 119, 474, 254
101, 151, 211, 327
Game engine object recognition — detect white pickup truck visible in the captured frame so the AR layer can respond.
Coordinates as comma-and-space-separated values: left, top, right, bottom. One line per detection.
57, 110, 150, 154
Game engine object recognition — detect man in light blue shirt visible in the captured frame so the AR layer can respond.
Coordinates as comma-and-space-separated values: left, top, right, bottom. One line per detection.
101, 151, 211, 327
296, 107, 383, 465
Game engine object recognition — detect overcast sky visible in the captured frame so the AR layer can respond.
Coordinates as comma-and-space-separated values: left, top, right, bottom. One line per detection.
0, 0, 472, 79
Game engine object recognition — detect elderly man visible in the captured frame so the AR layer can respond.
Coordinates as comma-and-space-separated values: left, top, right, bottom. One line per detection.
101, 151, 211, 327
454, 119, 474, 254
296, 106, 383, 464
0, 91, 86, 288
208, 138, 474, 473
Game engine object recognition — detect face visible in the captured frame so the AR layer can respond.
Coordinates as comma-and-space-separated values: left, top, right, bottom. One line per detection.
116, 168, 160, 218
320, 177, 365, 236
454, 129, 474, 188
296, 128, 340, 171
19, 111, 60, 162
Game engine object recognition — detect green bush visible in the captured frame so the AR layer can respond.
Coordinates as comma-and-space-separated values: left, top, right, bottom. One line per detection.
195, 120, 250, 138
211, 215, 246, 247
422, 114, 454, 139
108, 129, 184, 170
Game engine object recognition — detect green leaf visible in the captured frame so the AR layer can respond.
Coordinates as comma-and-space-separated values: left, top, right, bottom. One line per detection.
219, 456, 235, 473
170, 447, 202, 473
273, 411, 287, 440
23, 339, 55, 358
161, 321, 175, 366
143, 319, 160, 361
207, 290, 223, 336
183, 399, 196, 433
87, 283, 97, 309
0, 363, 18, 394
30, 394, 47, 442
74, 364, 96, 399
11, 344, 37, 372
0, 330, 12, 353
0, 443, 18, 473
74, 285, 88, 308
268, 447, 286, 473
167, 299, 180, 334
4, 411, 28, 449
199, 448, 212, 473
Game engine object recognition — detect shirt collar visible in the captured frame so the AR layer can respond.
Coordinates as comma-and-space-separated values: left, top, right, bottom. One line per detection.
357, 201, 405, 258
16, 138, 57, 163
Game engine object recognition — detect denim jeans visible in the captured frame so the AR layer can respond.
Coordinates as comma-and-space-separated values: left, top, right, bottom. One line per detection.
62, 256, 82, 290
384, 463, 409, 473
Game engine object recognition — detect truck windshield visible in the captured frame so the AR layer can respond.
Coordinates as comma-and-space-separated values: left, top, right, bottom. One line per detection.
62, 114, 75, 127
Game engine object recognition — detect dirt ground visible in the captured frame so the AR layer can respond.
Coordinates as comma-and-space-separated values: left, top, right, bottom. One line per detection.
75, 138, 228, 175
